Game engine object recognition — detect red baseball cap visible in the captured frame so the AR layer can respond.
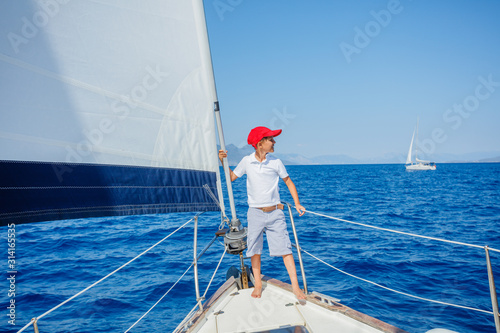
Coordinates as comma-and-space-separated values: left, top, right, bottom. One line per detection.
247, 126, 282, 148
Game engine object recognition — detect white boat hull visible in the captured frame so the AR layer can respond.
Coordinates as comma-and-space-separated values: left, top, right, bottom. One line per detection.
405, 163, 436, 171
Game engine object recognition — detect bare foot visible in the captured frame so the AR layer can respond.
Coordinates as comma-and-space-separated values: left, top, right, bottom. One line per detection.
251, 285, 262, 298
293, 286, 306, 300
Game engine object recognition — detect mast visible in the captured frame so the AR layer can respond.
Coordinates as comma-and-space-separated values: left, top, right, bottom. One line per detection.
193, 0, 241, 230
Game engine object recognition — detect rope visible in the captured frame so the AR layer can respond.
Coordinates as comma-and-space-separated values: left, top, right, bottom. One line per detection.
203, 184, 221, 210
124, 263, 194, 333
304, 209, 500, 253
173, 247, 228, 332
16, 216, 197, 333
203, 183, 229, 229
16, 319, 35, 333
300, 247, 494, 315
125, 234, 226, 332
202, 247, 227, 299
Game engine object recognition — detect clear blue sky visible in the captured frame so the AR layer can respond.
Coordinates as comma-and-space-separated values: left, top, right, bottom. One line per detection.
204, 0, 500, 159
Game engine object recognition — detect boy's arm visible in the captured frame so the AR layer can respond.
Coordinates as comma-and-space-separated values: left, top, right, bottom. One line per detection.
218, 150, 238, 182
283, 176, 305, 216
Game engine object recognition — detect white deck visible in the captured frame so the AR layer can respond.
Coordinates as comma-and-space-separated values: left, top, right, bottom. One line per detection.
177, 276, 407, 333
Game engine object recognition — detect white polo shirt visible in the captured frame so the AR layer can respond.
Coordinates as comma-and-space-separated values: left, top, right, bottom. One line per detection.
233, 152, 289, 208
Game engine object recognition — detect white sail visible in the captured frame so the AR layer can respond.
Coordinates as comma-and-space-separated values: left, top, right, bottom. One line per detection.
406, 128, 415, 164
0, 0, 222, 224
405, 120, 436, 171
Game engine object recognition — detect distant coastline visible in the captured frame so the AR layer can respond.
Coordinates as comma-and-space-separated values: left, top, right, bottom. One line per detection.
220, 144, 500, 166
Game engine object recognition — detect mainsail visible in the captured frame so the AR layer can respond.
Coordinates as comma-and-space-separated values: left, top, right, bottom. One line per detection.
406, 128, 415, 164
0, 0, 222, 225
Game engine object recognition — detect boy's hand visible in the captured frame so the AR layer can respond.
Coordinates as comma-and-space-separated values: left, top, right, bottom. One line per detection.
218, 150, 227, 163
296, 204, 306, 216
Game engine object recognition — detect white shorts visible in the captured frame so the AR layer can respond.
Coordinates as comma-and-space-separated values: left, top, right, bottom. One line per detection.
246, 208, 292, 257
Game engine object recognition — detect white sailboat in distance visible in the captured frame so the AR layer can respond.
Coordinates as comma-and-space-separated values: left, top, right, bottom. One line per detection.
405, 119, 436, 171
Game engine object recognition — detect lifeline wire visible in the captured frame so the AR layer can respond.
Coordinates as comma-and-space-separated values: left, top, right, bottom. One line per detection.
124, 263, 194, 333
202, 247, 227, 298
174, 247, 228, 332
16, 216, 197, 333
174, 303, 200, 332
301, 247, 494, 315
304, 209, 500, 253
127, 236, 227, 332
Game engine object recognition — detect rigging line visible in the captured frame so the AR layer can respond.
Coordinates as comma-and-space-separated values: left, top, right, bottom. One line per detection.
203, 183, 229, 228
124, 263, 194, 333
127, 238, 226, 332
202, 247, 228, 299
203, 184, 221, 209
174, 246, 228, 331
304, 209, 500, 253
301, 247, 494, 315
203, 183, 230, 229
16, 216, 197, 333
16, 319, 35, 333
175, 302, 201, 332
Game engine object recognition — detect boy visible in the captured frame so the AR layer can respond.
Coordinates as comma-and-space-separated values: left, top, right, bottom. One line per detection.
218, 126, 306, 300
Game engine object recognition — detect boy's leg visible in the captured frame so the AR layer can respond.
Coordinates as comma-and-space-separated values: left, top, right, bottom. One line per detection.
251, 254, 262, 298
283, 254, 306, 300
247, 208, 265, 298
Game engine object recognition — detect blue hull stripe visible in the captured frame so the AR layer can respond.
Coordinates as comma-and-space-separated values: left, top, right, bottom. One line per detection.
0, 160, 219, 225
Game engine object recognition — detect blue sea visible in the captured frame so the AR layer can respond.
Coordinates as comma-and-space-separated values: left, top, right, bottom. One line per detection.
2, 163, 500, 333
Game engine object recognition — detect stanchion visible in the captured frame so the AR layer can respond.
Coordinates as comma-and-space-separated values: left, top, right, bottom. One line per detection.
485, 246, 499, 333
193, 215, 203, 311
284, 202, 308, 294
32, 318, 39, 333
